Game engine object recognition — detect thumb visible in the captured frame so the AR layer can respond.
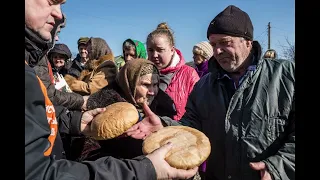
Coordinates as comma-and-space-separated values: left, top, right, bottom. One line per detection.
250, 162, 266, 171
142, 102, 155, 117
152, 142, 173, 157
89, 107, 106, 116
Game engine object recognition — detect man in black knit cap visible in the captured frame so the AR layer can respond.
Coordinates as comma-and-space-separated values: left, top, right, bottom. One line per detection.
125, 5, 295, 180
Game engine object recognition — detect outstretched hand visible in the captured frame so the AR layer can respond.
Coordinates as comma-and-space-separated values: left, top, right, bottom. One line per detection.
125, 102, 163, 139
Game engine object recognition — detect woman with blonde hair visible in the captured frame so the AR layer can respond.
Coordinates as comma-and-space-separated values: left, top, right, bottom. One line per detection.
263, 49, 278, 60
193, 41, 213, 78
146, 22, 200, 121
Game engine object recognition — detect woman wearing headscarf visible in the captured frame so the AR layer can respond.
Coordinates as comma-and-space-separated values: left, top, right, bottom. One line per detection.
68, 59, 176, 161
65, 37, 118, 96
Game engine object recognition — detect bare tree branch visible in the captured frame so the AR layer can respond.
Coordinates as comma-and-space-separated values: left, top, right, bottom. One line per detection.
280, 37, 295, 61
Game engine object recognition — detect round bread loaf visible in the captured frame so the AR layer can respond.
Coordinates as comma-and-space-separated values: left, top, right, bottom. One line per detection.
142, 126, 211, 170
91, 102, 139, 140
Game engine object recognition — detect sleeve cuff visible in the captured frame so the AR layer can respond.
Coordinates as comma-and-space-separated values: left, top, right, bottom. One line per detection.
132, 155, 157, 180
70, 111, 83, 135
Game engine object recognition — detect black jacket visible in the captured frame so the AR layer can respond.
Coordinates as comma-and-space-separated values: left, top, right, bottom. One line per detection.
29, 15, 84, 110
25, 19, 157, 180
33, 56, 84, 110
25, 64, 156, 180
68, 54, 85, 78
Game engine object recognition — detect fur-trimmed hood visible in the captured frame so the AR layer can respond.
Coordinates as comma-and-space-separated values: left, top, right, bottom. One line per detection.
84, 53, 114, 71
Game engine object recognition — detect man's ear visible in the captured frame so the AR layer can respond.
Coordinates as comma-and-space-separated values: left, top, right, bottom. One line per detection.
246, 40, 253, 48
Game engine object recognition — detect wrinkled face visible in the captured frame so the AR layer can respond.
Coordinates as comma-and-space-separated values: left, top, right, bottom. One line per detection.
209, 34, 252, 73
25, 0, 65, 41
124, 47, 136, 62
51, 52, 66, 68
135, 73, 159, 106
78, 44, 88, 59
193, 53, 206, 65
147, 35, 174, 70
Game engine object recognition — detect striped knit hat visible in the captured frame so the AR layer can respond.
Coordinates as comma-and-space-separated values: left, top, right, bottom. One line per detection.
193, 41, 213, 60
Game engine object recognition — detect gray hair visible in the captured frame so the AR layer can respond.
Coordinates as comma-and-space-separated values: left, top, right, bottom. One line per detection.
123, 40, 136, 51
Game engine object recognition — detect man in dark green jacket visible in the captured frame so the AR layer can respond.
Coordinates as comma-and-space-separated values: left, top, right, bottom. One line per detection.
126, 5, 295, 180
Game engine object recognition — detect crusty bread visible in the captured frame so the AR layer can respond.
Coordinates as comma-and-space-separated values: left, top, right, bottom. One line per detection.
142, 126, 211, 170
91, 102, 139, 140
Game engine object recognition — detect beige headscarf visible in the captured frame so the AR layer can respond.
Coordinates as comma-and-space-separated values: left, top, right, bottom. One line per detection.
116, 58, 159, 106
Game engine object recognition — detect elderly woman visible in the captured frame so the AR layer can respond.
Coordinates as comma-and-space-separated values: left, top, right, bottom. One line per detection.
47, 43, 73, 92
48, 43, 72, 76
122, 39, 147, 62
65, 37, 118, 96
116, 39, 147, 70
69, 58, 176, 161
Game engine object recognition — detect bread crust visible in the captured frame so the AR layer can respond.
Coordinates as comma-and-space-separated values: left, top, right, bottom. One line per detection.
91, 102, 139, 140
142, 126, 211, 170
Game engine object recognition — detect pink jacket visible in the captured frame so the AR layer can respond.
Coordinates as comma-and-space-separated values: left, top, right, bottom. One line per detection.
160, 49, 200, 120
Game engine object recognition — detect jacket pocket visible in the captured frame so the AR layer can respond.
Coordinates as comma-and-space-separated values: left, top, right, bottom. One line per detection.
268, 117, 286, 142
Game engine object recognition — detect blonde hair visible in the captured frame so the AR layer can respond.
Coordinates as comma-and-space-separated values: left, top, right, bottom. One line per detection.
147, 22, 175, 47
263, 49, 277, 59
193, 46, 207, 58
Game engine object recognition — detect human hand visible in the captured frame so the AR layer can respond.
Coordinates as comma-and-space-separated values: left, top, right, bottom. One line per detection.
81, 108, 106, 135
250, 162, 272, 180
82, 95, 89, 111
146, 142, 198, 180
125, 102, 163, 139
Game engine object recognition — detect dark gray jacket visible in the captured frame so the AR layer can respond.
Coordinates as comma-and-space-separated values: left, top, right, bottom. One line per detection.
162, 41, 295, 180
32, 15, 84, 110
34, 56, 84, 110
25, 14, 157, 180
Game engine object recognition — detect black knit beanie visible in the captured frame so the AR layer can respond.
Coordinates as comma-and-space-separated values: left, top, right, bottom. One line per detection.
207, 5, 253, 40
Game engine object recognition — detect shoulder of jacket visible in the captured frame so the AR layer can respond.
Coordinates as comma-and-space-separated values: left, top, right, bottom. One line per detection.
25, 63, 36, 74
193, 73, 212, 89
261, 58, 295, 73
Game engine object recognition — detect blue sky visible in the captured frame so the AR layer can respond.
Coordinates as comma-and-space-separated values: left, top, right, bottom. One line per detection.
59, 0, 295, 61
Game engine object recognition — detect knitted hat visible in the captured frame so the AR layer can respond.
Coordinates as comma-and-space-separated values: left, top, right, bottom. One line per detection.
77, 37, 90, 47
48, 43, 72, 60
193, 41, 213, 60
207, 5, 253, 40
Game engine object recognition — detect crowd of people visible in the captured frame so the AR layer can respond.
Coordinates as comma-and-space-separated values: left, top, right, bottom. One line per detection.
25, 0, 295, 180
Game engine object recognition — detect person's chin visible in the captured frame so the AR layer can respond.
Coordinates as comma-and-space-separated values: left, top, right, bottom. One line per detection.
38, 30, 52, 41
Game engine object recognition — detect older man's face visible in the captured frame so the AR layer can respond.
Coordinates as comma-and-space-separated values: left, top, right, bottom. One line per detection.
25, 0, 65, 41
209, 34, 252, 73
